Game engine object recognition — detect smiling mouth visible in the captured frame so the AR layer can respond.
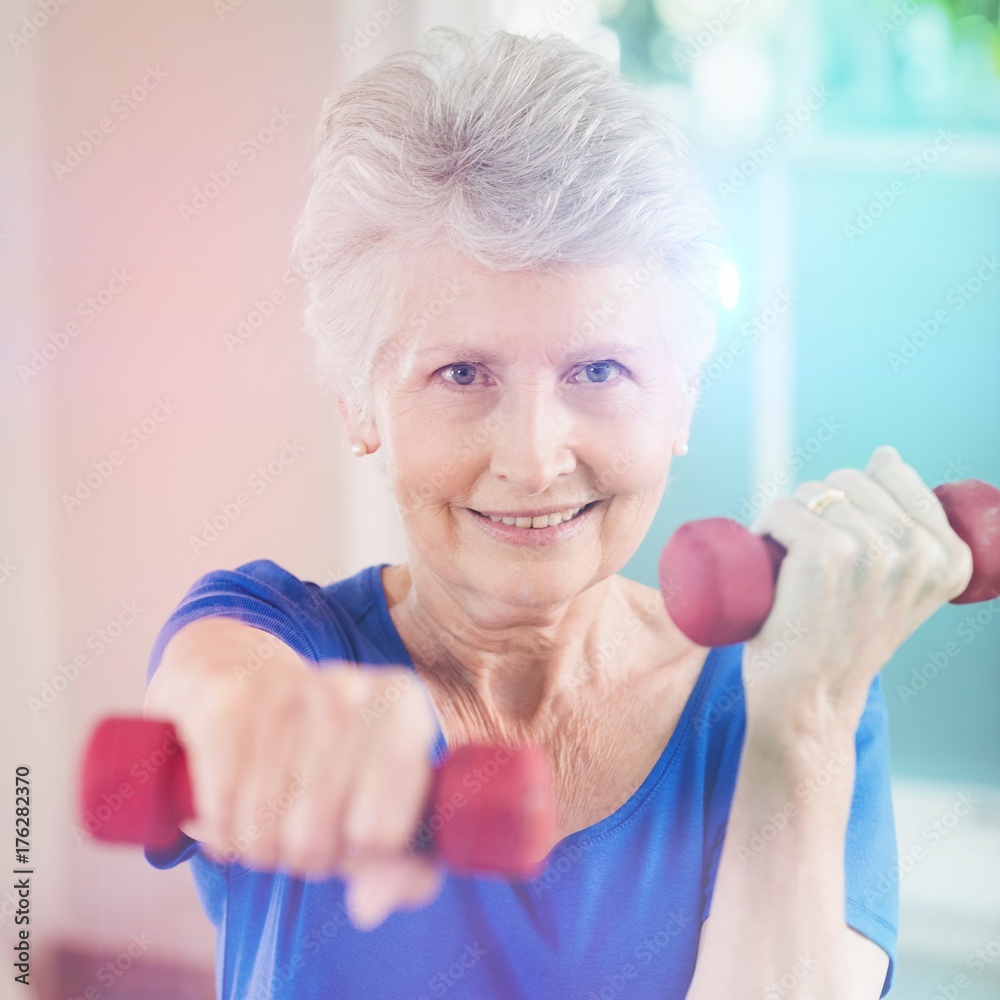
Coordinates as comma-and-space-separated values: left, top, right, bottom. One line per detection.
471, 500, 600, 528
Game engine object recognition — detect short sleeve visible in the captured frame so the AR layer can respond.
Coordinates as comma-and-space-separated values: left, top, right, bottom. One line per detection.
699, 672, 898, 999
142, 559, 344, 870
843, 673, 898, 998
145, 559, 344, 687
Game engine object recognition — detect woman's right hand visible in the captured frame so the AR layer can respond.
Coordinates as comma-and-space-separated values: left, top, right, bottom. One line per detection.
143, 616, 444, 929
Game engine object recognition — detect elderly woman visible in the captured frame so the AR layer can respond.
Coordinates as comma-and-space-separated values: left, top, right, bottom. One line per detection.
143, 26, 972, 1000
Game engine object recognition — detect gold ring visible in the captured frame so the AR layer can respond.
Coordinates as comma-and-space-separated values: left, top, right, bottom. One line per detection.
805, 487, 851, 517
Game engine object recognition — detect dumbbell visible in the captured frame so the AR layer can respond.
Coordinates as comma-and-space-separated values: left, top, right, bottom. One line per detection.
79, 716, 558, 877
81, 479, 997, 866
660, 478, 1000, 647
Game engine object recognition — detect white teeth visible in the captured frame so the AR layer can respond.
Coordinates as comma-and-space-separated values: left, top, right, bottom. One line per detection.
485, 505, 585, 528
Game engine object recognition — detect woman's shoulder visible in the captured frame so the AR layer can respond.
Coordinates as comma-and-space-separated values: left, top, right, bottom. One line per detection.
614, 576, 746, 737
217, 558, 383, 612
166, 558, 400, 668
615, 575, 728, 671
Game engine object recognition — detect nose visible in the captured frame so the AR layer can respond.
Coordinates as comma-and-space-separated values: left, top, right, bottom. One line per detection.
488, 384, 576, 495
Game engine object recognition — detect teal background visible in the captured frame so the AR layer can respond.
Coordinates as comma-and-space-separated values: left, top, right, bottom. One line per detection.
609, 0, 1000, 789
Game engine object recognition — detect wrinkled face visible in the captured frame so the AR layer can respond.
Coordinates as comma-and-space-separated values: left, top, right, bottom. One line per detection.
363, 245, 693, 612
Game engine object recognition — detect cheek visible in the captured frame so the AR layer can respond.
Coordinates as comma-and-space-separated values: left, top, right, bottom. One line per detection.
592, 411, 679, 491
389, 442, 439, 514
390, 429, 476, 514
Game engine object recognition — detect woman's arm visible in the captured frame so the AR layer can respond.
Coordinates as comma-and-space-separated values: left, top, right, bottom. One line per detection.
686, 446, 973, 1000
143, 615, 444, 924
687, 711, 887, 999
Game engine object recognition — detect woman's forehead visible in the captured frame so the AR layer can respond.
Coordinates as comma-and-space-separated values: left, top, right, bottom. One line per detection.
389, 250, 668, 358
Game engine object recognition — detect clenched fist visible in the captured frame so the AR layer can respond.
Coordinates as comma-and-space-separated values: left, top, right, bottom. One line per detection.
745, 445, 974, 736
144, 616, 445, 929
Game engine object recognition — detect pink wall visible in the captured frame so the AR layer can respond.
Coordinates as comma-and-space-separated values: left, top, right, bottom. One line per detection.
1, 1, 416, 993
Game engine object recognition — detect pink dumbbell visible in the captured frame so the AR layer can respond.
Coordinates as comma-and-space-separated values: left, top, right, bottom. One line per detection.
79, 716, 558, 877
660, 479, 1000, 647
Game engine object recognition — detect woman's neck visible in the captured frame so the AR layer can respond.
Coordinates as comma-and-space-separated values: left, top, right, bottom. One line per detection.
380, 563, 686, 746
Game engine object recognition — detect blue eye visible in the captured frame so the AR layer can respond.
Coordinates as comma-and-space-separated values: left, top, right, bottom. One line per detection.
440, 363, 480, 386
438, 359, 626, 387
573, 360, 625, 384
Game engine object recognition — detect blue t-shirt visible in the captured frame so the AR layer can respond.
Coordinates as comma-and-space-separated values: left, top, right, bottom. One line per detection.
144, 559, 898, 999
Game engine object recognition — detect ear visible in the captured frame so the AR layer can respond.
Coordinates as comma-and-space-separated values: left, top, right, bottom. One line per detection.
336, 394, 379, 451
675, 378, 697, 449
336, 394, 363, 441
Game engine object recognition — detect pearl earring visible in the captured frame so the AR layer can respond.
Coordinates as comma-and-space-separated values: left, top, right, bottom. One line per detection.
674, 442, 689, 457
351, 442, 367, 457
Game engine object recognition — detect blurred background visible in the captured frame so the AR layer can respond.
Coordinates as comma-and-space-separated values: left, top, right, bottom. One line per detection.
1, 0, 997, 997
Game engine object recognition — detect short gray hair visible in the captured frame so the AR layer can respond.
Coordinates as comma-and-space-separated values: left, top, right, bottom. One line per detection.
290, 25, 722, 430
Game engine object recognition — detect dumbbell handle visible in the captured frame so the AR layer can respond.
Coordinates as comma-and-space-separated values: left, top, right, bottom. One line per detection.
79, 717, 557, 877
660, 479, 1000, 648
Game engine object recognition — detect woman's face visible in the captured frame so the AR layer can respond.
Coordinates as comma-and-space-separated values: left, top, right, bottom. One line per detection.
362, 246, 693, 615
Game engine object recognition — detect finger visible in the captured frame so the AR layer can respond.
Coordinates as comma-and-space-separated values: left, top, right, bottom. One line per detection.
864, 444, 951, 535
820, 468, 912, 530
388, 856, 444, 909
279, 670, 373, 876
867, 447, 974, 599
228, 683, 306, 870
342, 674, 436, 855
791, 471, 917, 558
347, 853, 443, 908
345, 855, 444, 931
749, 496, 855, 575
178, 689, 242, 854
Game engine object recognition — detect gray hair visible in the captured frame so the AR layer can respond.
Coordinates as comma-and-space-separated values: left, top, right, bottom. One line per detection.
290, 25, 722, 431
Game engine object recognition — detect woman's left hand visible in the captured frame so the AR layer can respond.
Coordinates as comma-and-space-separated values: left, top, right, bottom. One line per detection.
743, 444, 974, 739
